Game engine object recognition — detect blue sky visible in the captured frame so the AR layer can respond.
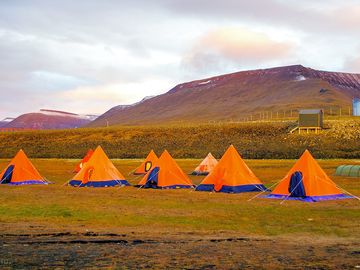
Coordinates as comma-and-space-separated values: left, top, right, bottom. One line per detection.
0, 0, 359, 119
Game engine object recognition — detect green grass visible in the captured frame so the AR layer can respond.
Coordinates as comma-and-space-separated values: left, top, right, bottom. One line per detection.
0, 158, 358, 239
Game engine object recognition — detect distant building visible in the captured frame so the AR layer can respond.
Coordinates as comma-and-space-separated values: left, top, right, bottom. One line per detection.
299, 109, 323, 129
353, 98, 360, 116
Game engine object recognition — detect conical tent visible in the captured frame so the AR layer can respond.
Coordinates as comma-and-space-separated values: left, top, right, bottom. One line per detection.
196, 145, 266, 193
191, 153, 218, 175
138, 150, 194, 189
134, 150, 158, 175
69, 146, 129, 187
0, 150, 47, 185
74, 149, 94, 173
265, 150, 353, 202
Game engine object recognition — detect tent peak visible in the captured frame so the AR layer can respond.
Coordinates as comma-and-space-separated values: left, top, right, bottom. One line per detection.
160, 149, 171, 158
95, 145, 103, 151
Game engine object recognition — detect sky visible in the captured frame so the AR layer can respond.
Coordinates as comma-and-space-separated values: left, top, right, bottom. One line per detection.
0, 0, 360, 119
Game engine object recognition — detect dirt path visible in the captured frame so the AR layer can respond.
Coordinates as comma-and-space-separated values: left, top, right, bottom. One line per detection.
0, 232, 359, 269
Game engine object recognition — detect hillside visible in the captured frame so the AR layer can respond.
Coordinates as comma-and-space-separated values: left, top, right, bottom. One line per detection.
90, 65, 360, 127
5, 109, 96, 130
0, 119, 359, 159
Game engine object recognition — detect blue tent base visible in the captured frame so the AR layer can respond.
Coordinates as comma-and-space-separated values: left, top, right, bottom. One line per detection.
263, 193, 354, 202
136, 184, 195, 190
6, 180, 47, 185
69, 180, 130, 187
195, 184, 268, 193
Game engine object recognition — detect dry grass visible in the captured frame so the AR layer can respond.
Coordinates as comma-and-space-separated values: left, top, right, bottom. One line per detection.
0, 119, 359, 159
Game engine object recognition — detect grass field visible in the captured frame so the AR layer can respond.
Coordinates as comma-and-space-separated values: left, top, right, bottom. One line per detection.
0, 158, 359, 268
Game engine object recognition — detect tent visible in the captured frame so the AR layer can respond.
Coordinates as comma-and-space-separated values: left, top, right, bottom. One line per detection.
68, 146, 129, 187
0, 149, 47, 185
137, 150, 195, 189
196, 145, 266, 193
134, 150, 158, 175
74, 149, 94, 173
264, 150, 353, 202
335, 165, 360, 177
191, 153, 218, 175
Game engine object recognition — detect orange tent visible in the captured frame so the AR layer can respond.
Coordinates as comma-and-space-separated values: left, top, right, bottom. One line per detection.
196, 145, 266, 193
0, 149, 47, 185
265, 150, 353, 202
137, 150, 194, 189
68, 146, 129, 187
134, 150, 158, 175
191, 153, 218, 175
74, 149, 94, 173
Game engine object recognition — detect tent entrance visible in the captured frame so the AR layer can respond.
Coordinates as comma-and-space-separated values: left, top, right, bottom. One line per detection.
81, 167, 94, 185
145, 167, 159, 188
288, 171, 306, 197
1, 165, 14, 184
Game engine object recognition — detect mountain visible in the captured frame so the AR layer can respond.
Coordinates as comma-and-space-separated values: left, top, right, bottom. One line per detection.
5, 109, 97, 130
89, 65, 360, 127
0, 118, 15, 128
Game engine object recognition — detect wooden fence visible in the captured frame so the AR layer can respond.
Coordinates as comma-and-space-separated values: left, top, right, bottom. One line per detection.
210, 107, 358, 124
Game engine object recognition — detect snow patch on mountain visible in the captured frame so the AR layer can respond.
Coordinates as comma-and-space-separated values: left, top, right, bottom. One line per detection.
198, 80, 212, 85
39, 109, 98, 120
295, 75, 306, 81
2, 117, 15, 122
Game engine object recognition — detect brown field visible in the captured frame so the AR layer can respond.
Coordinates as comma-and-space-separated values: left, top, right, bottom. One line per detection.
0, 119, 359, 160
0, 158, 359, 269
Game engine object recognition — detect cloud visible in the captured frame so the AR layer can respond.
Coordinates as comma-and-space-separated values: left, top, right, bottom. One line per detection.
183, 27, 294, 73
56, 78, 174, 114
344, 55, 360, 73
0, 27, 182, 117
0, 0, 359, 119
332, 5, 360, 31
154, 0, 360, 37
